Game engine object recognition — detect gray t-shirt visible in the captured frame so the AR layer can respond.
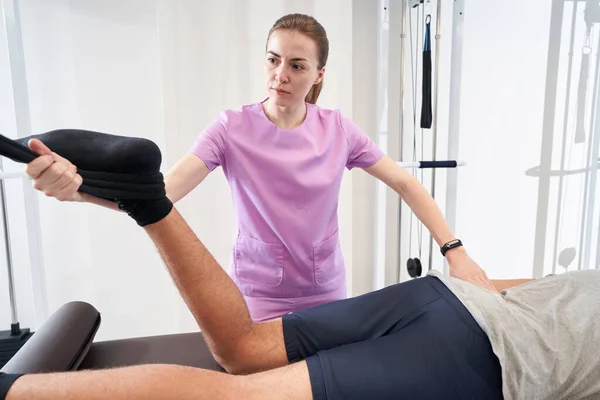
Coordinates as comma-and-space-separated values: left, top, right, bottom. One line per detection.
428, 269, 600, 400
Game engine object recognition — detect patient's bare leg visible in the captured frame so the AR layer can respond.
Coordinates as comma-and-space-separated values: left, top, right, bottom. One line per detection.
142, 208, 288, 374
6, 361, 312, 400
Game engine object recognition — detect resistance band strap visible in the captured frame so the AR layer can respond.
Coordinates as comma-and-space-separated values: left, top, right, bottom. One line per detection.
420, 15, 433, 129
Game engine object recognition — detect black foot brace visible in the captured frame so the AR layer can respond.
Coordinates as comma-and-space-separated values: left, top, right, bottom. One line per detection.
0, 129, 165, 200
0, 129, 173, 226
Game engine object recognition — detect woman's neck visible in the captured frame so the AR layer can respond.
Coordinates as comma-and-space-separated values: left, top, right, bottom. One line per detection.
262, 98, 307, 130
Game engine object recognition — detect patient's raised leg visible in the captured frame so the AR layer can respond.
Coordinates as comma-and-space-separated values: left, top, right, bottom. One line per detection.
23, 138, 289, 375
140, 208, 289, 374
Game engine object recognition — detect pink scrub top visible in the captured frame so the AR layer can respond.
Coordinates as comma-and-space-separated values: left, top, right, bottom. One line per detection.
190, 100, 384, 320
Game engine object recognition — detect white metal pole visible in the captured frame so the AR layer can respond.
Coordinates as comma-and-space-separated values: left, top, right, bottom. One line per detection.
427, 0, 442, 271
444, 0, 465, 276
585, 42, 600, 270
0, 159, 18, 326
397, 0, 407, 282
375, 0, 390, 289
2, 0, 49, 324
381, 0, 406, 287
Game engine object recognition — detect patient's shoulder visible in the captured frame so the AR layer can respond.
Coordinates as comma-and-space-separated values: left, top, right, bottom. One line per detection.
506, 269, 600, 298
544, 269, 600, 285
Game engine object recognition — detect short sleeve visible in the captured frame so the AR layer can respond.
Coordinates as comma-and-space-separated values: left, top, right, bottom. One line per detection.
340, 112, 385, 170
189, 111, 229, 170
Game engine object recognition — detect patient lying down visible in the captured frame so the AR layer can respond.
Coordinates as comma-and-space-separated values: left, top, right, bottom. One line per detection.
2, 211, 599, 400
1, 141, 599, 399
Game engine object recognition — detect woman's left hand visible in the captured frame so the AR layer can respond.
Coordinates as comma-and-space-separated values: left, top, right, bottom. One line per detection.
447, 248, 498, 293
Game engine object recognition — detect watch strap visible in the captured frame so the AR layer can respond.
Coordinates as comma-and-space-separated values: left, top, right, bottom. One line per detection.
441, 239, 463, 256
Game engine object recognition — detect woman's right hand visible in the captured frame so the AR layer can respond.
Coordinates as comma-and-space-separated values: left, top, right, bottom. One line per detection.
24, 138, 84, 202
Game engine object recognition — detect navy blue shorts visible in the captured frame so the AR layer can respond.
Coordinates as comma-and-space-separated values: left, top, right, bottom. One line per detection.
0, 373, 22, 400
282, 276, 503, 400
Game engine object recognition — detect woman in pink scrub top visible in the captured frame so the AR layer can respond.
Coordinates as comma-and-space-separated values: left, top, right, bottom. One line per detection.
27, 14, 497, 321
166, 13, 496, 320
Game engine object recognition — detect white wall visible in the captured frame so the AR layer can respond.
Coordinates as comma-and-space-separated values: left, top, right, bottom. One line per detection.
0, 0, 16, 331
1, 0, 362, 341
449, 1, 553, 279
350, 0, 380, 295
451, 1, 600, 279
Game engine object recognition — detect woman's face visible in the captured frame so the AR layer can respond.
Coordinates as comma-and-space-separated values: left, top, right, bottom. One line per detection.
264, 30, 325, 107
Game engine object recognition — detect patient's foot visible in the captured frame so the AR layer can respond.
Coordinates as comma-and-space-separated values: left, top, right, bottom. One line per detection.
0, 129, 173, 226
0, 129, 166, 201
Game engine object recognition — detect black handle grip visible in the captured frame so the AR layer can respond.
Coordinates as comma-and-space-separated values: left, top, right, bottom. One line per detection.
419, 160, 457, 168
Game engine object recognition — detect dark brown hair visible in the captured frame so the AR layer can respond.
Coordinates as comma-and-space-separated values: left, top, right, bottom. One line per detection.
267, 14, 329, 104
